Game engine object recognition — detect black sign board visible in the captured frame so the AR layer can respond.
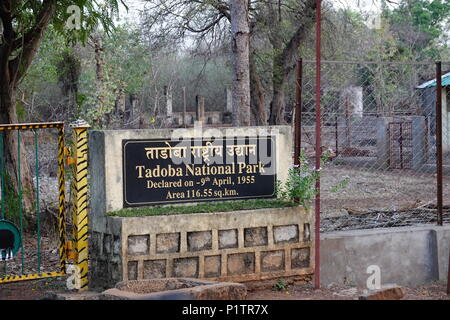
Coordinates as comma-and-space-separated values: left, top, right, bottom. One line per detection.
122, 136, 276, 206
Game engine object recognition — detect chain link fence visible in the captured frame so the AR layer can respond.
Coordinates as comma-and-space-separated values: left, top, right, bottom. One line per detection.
298, 60, 450, 231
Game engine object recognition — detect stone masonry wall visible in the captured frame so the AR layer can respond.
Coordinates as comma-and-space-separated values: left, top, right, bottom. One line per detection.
90, 206, 314, 288
89, 218, 123, 289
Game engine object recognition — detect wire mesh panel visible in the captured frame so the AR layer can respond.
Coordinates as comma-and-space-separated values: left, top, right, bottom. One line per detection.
388, 121, 412, 169
0, 123, 66, 283
299, 60, 450, 230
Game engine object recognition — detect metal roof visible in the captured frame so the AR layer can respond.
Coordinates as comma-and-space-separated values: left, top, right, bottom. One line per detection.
416, 72, 450, 88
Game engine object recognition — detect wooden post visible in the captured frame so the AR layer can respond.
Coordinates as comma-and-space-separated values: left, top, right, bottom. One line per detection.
196, 95, 205, 124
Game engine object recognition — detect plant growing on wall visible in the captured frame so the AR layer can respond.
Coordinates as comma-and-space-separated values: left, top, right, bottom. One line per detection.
278, 149, 349, 209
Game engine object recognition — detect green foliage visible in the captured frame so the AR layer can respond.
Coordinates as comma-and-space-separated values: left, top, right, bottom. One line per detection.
330, 177, 350, 193
278, 150, 333, 209
20, 28, 67, 92
383, 0, 450, 59
57, 50, 82, 96
109, 199, 297, 217
48, 0, 127, 45
70, 25, 153, 126
4, 1, 129, 126
77, 64, 116, 125
16, 101, 27, 121
2, 1, 128, 75
274, 279, 288, 291
387, 0, 450, 40
0, 172, 30, 228
21, 24, 152, 126
103, 25, 152, 95
278, 150, 349, 209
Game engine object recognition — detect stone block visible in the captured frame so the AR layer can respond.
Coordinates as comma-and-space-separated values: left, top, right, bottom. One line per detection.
303, 223, 311, 241
261, 250, 285, 272
219, 229, 238, 249
227, 253, 255, 275
44, 292, 102, 300
244, 227, 268, 247
156, 233, 180, 253
173, 257, 199, 278
103, 234, 112, 255
96, 260, 109, 278
291, 247, 310, 269
113, 236, 121, 256
127, 235, 149, 256
204, 255, 221, 278
273, 225, 299, 244
100, 279, 247, 300
90, 232, 102, 256
111, 262, 121, 282
128, 261, 138, 280
143, 259, 166, 279
187, 231, 212, 252
359, 284, 405, 300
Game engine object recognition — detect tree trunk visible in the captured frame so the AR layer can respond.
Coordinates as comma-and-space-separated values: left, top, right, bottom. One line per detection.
230, 0, 251, 126
115, 87, 126, 126
249, 54, 267, 125
267, 0, 317, 125
0, 0, 56, 217
93, 35, 105, 127
0, 84, 35, 214
268, 51, 288, 125
269, 80, 287, 125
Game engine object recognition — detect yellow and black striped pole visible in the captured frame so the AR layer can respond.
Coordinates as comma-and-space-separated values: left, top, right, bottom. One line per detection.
57, 125, 66, 274
70, 120, 90, 291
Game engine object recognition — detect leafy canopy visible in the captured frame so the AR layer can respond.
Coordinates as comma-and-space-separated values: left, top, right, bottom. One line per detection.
3, 0, 127, 44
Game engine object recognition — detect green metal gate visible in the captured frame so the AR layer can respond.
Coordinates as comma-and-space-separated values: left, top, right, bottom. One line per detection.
0, 122, 67, 283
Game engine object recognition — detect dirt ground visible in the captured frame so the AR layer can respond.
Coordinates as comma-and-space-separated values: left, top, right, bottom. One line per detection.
246, 281, 450, 300
0, 277, 68, 300
321, 166, 450, 218
0, 277, 449, 300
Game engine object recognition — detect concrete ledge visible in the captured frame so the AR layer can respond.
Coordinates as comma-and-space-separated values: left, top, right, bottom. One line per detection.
43, 292, 102, 300
321, 225, 450, 287
100, 278, 247, 300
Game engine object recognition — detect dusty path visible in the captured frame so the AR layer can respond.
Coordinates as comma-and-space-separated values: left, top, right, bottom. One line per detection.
1, 278, 449, 300
246, 282, 450, 300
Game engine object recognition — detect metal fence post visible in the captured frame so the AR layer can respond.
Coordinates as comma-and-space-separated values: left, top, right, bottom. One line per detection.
294, 58, 303, 165
435, 62, 443, 226
447, 247, 450, 294
314, 0, 322, 290
70, 120, 90, 290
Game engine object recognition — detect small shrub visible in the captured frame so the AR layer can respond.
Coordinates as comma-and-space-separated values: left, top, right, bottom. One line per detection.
274, 279, 288, 291
278, 149, 348, 209
278, 150, 332, 208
